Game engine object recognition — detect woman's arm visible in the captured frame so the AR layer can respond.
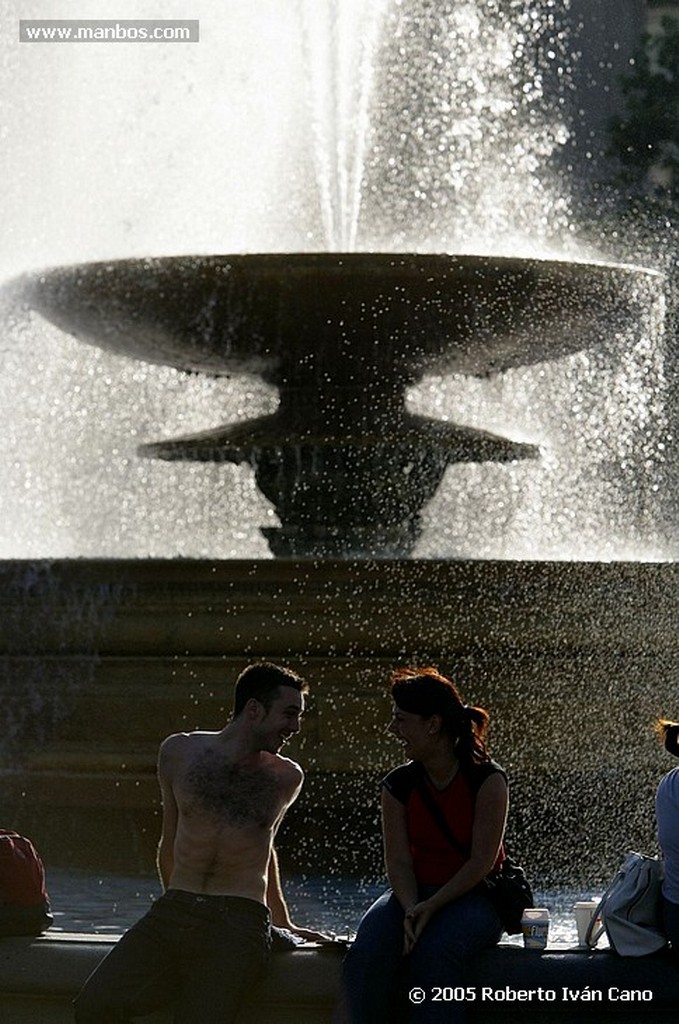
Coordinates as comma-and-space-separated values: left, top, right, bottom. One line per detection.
382, 787, 418, 911
403, 772, 508, 950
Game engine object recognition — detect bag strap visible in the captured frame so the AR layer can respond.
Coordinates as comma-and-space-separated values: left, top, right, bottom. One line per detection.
413, 772, 470, 858
584, 858, 628, 949
584, 853, 663, 950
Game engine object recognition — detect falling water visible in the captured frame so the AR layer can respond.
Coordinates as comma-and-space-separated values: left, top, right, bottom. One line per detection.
296, 0, 577, 254
359, 0, 577, 255
0, 0, 674, 559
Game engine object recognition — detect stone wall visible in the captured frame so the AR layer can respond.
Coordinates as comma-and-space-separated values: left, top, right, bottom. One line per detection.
0, 558, 676, 884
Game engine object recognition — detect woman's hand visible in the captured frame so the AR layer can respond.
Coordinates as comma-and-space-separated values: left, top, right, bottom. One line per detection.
403, 899, 437, 953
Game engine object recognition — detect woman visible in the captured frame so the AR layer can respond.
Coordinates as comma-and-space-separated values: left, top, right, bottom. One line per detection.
655, 718, 679, 952
336, 667, 508, 1024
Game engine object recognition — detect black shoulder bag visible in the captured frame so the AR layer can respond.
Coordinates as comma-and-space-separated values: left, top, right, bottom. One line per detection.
414, 771, 533, 935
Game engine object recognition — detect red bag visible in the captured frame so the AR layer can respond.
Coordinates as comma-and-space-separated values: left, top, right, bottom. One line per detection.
0, 830, 49, 907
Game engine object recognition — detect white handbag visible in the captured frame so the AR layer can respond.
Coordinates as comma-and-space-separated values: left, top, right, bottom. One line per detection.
586, 851, 667, 957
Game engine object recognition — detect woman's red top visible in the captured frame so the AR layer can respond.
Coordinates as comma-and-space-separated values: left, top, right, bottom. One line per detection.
383, 760, 506, 886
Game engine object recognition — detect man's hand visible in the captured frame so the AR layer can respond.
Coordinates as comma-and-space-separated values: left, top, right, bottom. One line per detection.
285, 923, 333, 943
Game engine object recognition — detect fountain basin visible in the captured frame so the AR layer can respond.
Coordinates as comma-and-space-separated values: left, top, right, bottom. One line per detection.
15, 253, 655, 378
13, 253, 662, 557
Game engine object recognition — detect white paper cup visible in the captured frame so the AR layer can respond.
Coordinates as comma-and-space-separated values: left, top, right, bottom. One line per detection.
573, 899, 599, 946
521, 907, 550, 950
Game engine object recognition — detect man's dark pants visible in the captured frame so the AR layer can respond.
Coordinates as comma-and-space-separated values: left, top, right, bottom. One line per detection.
73, 890, 271, 1023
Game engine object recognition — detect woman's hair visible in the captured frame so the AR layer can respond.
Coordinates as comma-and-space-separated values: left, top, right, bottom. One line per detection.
655, 718, 679, 758
389, 666, 490, 764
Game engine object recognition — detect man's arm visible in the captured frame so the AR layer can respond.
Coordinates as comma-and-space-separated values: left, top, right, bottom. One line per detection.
156, 735, 181, 890
266, 846, 295, 929
266, 846, 329, 941
265, 761, 329, 941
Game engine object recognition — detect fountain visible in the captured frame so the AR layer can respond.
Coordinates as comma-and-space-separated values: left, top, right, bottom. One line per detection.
0, 0, 677, 889
16, 252, 655, 557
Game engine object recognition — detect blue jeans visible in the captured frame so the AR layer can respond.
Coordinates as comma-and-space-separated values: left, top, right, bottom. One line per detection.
335, 886, 502, 1024
73, 890, 271, 1023
664, 896, 679, 953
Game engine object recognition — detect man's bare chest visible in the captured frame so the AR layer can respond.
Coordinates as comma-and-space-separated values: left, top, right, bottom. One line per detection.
180, 751, 281, 828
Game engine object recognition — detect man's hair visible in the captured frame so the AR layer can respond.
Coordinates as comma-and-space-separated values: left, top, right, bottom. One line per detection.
232, 662, 308, 717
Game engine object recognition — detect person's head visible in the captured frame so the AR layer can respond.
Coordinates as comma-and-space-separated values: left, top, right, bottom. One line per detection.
233, 662, 307, 717
232, 662, 308, 754
388, 666, 490, 764
655, 718, 679, 758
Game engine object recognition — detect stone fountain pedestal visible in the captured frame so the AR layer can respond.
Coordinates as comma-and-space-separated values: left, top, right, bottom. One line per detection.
1, 557, 676, 886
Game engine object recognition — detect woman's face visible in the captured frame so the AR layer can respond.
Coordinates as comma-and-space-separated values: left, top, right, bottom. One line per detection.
388, 704, 438, 760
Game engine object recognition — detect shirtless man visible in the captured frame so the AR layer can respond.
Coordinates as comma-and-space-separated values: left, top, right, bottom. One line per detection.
74, 662, 325, 1023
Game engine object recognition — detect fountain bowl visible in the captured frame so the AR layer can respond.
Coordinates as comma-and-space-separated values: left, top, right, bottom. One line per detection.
15, 252, 659, 382
11, 252, 663, 558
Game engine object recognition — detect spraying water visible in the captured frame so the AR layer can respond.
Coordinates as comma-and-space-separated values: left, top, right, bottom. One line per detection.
0, 0, 674, 559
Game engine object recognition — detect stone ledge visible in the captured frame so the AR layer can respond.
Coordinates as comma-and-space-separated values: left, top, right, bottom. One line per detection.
1, 934, 679, 1024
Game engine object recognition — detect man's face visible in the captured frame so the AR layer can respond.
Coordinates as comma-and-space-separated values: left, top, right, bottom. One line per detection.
258, 685, 305, 753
